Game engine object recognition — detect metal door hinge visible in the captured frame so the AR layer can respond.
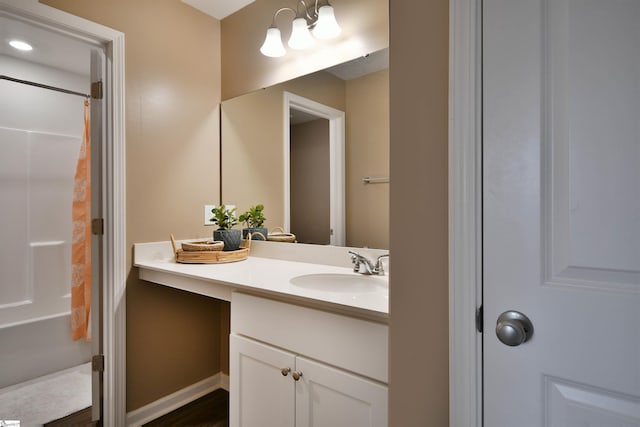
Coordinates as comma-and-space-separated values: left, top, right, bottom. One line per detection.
91, 80, 103, 100
92, 354, 105, 373
92, 218, 104, 235
476, 305, 483, 333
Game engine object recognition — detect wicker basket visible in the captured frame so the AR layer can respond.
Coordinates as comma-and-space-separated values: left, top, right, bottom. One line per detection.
181, 240, 224, 252
267, 227, 297, 243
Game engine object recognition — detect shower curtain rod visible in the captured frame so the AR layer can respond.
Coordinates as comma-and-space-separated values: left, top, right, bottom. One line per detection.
1, 74, 91, 99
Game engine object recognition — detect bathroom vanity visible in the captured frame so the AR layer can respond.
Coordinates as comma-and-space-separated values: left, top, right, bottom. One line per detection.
134, 240, 389, 427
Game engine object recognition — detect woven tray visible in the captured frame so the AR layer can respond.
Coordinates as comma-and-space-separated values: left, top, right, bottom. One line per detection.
267, 227, 297, 243
171, 234, 250, 264
175, 247, 249, 264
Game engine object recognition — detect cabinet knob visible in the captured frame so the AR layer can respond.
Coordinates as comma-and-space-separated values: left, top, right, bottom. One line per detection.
292, 371, 303, 381
281, 367, 291, 376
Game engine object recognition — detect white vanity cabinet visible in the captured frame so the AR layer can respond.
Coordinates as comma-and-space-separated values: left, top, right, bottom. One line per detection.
230, 335, 296, 426
230, 292, 388, 427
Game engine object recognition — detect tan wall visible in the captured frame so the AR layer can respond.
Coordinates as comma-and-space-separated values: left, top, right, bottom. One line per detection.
40, 0, 225, 411
388, 0, 450, 426
221, 71, 345, 230
221, 0, 388, 100
291, 119, 330, 244
345, 69, 389, 249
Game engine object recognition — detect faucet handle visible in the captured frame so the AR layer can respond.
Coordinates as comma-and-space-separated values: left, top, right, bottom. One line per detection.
348, 250, 360, 272
348, 250, 374, 274
348, 250, 366, 264
374, 254, 389, 275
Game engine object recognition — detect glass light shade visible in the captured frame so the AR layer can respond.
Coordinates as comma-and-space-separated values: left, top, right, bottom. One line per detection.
312, 5, 342, 40
288, 17, 315, 50
260, 27, 286, 57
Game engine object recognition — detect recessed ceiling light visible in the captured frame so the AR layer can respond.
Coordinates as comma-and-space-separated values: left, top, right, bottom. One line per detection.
9, 40, 33, 51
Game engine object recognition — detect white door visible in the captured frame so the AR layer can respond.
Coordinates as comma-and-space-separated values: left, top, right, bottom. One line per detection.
483, 0, 640, 425
230, 334, 296, 427
295, 356, 387, 427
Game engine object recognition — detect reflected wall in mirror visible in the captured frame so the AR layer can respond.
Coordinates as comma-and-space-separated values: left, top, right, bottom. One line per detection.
221, 49, 389, 249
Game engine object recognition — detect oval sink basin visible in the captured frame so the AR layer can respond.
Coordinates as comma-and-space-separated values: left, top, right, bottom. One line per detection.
290, 273, 387, 293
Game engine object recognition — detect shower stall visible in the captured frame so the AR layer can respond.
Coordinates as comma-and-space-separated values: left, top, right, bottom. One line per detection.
0, 13, 95, 411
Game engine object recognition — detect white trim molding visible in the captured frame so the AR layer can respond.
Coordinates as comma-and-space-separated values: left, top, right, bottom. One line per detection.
126, 373, 229, 427
449, 0, 482, 426
283, 91, 346, 246
103, 24, 127, 427
0, 1, 127, 425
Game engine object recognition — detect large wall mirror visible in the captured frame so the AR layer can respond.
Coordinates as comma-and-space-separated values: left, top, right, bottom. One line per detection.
221, 48, 389, 249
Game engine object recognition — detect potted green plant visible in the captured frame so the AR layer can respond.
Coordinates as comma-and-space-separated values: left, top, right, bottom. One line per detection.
239, 204, 268, 241
210, 204, 241, 251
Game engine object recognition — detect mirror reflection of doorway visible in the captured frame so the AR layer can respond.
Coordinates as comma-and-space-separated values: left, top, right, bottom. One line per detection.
290, 109, 331, 244
284, 92, 346, 246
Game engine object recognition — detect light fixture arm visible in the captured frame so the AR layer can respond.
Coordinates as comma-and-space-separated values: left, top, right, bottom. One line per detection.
297, 0, 310, 18
299, 0, 330, 23
311, 0, 325, 17
269, 7, 296, 28
269, 0, 335, 27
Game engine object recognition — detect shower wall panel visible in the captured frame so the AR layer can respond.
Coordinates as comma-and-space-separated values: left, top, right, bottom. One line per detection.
0, 55, 91, 388
0, 130, 80, 328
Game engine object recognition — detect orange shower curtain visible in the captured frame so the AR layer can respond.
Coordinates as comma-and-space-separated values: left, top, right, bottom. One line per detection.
71, 100, 91, 341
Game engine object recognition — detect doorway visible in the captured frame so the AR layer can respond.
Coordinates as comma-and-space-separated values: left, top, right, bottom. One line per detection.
289, 108, 331, 244
0, 15, 97, 424
0, 2, 126, 425
283, 92, 345, 246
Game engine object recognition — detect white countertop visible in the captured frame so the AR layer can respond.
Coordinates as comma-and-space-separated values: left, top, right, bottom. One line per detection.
133, 240, 389, 320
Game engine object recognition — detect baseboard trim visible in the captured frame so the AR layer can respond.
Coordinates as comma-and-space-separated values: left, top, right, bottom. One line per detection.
126, 372, 229, 427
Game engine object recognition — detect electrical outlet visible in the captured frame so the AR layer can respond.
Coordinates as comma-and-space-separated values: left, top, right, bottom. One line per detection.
204, 205, 216, 225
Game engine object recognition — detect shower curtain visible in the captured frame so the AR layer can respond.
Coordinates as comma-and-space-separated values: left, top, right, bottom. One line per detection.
71, 100, 91, 341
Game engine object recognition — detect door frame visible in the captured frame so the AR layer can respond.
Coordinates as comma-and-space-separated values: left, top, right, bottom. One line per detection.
283, 91, 346, 246
448, 0, 482, 426
0, 1, 127, 425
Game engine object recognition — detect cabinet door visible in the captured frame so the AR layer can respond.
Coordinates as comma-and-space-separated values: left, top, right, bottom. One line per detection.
230, 334, 296, 427
295, 356, 388, 427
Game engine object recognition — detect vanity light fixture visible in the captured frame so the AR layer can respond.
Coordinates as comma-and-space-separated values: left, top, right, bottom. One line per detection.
9, 40, 33, 51
260, 0, 342, 58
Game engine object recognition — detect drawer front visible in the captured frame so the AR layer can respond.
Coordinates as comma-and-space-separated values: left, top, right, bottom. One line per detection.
231, 292, 388, 383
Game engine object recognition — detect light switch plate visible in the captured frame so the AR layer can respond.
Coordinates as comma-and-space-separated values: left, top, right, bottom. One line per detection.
204, 205, 215, 225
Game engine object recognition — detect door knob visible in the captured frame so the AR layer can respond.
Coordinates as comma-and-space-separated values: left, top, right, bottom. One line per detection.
495, 310, 533, 346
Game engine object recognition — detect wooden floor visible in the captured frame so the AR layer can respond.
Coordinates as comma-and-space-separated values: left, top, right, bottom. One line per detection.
44, 407, 93, 426
44, 389, 228, 427
144, 389, 229, 427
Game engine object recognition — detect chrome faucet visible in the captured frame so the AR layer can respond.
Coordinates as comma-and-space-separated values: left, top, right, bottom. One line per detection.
349, 251, 389, 276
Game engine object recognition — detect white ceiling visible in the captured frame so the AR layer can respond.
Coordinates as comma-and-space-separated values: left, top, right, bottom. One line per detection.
0, 15, 92, 76
181, 0, 256, 20
325, 48, 389, 81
